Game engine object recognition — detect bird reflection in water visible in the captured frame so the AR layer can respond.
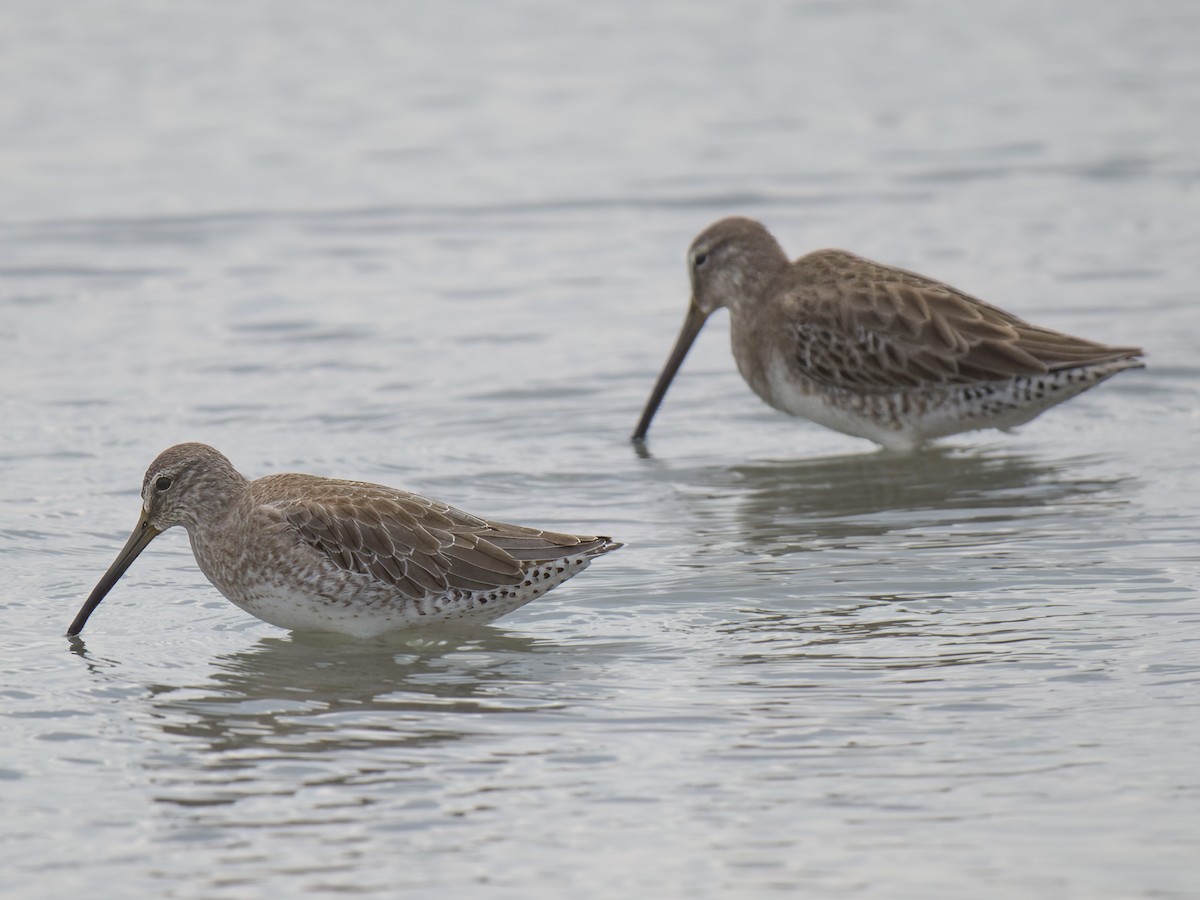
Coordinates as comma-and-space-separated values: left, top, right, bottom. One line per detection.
688, 446, 1132, 554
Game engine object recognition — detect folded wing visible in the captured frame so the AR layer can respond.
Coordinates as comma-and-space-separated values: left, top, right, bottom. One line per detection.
267, 479, 612, 601
787, 250, 1143, 392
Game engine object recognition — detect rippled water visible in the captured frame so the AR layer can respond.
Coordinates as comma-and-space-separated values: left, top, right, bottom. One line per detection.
3, 1, 1199, 897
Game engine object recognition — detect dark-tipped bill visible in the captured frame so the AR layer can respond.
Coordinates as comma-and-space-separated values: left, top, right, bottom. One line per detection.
631, 302, 711, 442
68, 512, 162, 636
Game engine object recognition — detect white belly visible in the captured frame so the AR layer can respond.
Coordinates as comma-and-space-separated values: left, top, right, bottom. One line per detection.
756, 352, 923, 450
750, 351, 1123, 451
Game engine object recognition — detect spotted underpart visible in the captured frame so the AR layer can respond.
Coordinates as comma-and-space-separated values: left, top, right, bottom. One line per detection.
759, 346, 1142, 451
403, 555, 595, 622
216, 542, 609, 637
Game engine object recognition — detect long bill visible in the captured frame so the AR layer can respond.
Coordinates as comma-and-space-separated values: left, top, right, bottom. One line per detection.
631, 301, 711, 442
68, 512, 162, 636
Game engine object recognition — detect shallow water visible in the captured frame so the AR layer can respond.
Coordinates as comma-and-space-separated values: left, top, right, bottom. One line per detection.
2, 1, 1199, 897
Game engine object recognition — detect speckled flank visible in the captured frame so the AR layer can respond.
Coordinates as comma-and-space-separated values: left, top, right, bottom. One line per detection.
227, 547, 605, 638
765, 353, 1143, 451
633, 216, 1144, 449
70, 443, 621, 638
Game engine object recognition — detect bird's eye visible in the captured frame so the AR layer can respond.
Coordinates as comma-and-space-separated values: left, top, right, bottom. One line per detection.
155, 475, 173, 492
693, 252, 709, 268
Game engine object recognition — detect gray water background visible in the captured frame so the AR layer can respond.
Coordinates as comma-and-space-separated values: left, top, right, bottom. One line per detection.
2, 1, 1198, 897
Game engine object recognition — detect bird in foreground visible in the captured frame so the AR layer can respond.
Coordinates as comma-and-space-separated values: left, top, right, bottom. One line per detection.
632, 217, 1144, 451
69, 443, 621, 638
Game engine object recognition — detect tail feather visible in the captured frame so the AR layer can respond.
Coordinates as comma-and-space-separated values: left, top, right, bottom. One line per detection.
488, 532, 622, 563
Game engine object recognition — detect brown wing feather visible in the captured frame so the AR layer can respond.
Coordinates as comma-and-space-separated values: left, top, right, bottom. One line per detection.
786, 250, 1143, 392
258, 475, 615, 601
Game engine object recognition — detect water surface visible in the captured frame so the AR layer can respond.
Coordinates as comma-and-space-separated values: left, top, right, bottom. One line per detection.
2, 1, 1198, 897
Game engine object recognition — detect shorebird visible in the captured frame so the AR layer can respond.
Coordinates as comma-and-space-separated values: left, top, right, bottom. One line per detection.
69, 443, 621, 638
632, 217, 1144, 451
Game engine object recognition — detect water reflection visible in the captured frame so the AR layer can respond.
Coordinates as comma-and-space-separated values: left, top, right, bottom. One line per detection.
67, 627, 572, 806
683, 446, 1131, 552
144, 629, 556, 755
63, 624, 632, 893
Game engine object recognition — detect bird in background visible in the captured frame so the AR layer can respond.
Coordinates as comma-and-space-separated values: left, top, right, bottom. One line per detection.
632, 216, 1144, 452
